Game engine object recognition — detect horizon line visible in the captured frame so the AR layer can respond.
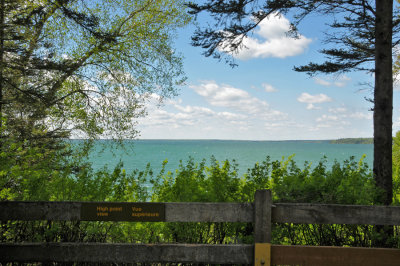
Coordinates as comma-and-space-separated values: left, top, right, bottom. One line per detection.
68, 137, 373, 142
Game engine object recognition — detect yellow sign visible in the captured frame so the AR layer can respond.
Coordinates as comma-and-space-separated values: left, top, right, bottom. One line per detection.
254, 243, 271, 266
80, 202, 165, 221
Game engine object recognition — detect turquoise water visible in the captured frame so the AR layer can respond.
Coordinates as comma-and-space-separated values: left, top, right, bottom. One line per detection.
85, 140, 373, 175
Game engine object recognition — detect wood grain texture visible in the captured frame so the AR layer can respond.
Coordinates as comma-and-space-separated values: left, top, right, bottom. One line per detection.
0, 201, 253, 222
271, 245, 400, 266
165, 202, 253, 222
0, 201, 81, 221
3, 243, 400, 265
254, 190, 272, 243
272, 203, 400, 225
2, 200, 400, 225
0, 243, 253, 264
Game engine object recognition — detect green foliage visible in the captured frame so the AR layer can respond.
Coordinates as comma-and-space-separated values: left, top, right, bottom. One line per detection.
2, 145, 400, 247
270, 155, 376, 205
0, 120, 65, 201
0, 119, 153, 243
1, 0, 190, 144
0, 139, 155, 243
150, 154, 397, 247
150, 157, 247, 244
393, 131, 400, 204
152, 156, 241, 203
0, 0, 191, 245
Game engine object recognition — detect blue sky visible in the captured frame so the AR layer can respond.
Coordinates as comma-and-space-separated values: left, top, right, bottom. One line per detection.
137, 12, 400, 140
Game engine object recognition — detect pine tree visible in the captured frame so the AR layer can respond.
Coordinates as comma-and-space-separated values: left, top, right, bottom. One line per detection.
188, 0, 397, 206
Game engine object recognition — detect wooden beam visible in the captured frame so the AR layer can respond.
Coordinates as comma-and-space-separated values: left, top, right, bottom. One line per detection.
0, 201, 81, 221
273, 203, 400, 225
166, 202, 253, 222
0, 243, 253, 264
254, 190, 272, 243
2, 201, 400, 225
271, 245, 400, 266
0, 201, 253, 222
3, 243, 400, 265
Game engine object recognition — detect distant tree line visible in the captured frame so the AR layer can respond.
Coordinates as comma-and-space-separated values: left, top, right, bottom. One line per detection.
330, 138, 374, 144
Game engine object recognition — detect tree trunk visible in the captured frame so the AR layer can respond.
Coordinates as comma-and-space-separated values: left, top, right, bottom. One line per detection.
373, 0, 393, 248
0, 0, 4, 132
374, 0, 393, 206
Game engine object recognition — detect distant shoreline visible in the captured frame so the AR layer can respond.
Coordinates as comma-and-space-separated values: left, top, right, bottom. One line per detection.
68, 138, 372, 143
329, 138, 373, 144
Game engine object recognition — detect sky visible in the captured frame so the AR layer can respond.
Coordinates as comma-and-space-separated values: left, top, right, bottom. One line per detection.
137, 11, 400, 141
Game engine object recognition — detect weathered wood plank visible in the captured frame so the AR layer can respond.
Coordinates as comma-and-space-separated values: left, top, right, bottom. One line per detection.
0, 243, 253, 264
0, 201, 253, 222
254, 190, 272, 243
3, 243, 399, 265
271, 245, 400, 266
2, 201, 400, 225
272, 203, 400, 225
166, 202, 253, 222
0, 201, 81, 221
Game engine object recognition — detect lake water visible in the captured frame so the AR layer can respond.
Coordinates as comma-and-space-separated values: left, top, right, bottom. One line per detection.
85, 140, 373, 176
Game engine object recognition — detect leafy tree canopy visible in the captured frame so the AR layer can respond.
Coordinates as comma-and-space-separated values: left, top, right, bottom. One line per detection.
1, 0, 190, 141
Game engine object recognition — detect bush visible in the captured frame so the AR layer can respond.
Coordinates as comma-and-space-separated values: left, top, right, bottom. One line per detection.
2, 143, 399, 248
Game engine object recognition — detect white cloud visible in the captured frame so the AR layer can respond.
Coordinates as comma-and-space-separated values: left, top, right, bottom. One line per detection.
306, 104, 320, 110
173, 105, 215, 116
190, 81, 287, 120
314, 77, 331, 87
312, 108, 371, 131
328, 105, 371, 120
137, 83, 372, 140
297, 92, 332, 105
316, 123, 333, 129
313, 75, 351, 88
138, 96, 199, 129
217, 111, 247, 120
262, 83, 278, 92
138, 88, 278, 135
334, 80, 349, 88
191, 81, 249, 108
316, 115, 339, 122
348, 112, 372, 120
223, 13, 312, 60
329, 107, 347, 114
315, 114, 351, 129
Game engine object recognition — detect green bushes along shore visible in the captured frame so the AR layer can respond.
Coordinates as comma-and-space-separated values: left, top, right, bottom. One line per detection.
2, 144, 400, 247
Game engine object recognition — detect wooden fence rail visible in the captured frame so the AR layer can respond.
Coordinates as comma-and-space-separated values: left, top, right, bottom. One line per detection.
1, 190, 400, 265
2, 201, 400, 225
1, 243, 399, 266
0, 243, 253, 264
0, 201, 253, 222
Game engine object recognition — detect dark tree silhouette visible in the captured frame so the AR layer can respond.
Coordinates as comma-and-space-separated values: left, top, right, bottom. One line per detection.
188, 0, 399, 208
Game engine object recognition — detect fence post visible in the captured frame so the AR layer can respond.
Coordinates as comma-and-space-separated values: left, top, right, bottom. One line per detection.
254, 189, 272, 266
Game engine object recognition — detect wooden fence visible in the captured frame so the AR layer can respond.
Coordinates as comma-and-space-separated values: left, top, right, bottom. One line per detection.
1, 190, 400, 265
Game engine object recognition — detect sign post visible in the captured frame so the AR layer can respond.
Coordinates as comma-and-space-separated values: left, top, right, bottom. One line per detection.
254, 190, 272, 266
